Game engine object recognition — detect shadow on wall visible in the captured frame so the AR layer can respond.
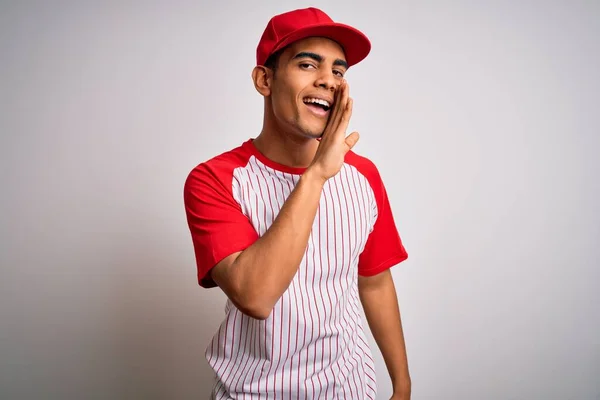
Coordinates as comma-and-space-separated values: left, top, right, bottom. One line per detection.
2, 201, 226, 399
102, 237, 225, 399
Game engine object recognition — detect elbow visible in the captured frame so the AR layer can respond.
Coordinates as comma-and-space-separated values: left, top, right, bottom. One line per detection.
239, 303, 272, 320
219, 266, 276, 320
237, 299, 272, 320
213, 260, 274, 320
233, 292, 274, 320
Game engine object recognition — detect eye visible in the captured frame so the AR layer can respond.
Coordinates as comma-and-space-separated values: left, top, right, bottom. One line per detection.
299, 63, 316, 70
333, 70, 345, 78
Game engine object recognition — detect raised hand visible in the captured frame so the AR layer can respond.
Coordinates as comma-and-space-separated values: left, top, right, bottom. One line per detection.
307, 79, 359, 182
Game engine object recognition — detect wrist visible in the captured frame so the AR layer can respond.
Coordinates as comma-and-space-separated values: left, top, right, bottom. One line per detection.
392, 375, 411, 395
301, 166, 327, 188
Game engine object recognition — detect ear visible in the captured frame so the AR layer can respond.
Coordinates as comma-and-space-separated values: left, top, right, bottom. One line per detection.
251, 66, 272, 97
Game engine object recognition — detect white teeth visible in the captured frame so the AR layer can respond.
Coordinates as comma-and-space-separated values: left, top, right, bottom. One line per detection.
304, 98, 330, 108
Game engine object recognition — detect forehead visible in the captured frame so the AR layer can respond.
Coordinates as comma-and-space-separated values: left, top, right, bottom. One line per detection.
283, 37, 346, 62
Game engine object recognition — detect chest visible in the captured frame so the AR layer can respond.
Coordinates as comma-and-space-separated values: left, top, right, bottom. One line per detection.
232, 162, 376, 264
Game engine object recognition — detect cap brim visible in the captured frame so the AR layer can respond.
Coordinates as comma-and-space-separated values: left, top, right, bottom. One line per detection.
268, 23, 371, 67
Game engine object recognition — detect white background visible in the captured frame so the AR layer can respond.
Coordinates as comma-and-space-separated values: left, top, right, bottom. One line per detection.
1, 0, 598, 399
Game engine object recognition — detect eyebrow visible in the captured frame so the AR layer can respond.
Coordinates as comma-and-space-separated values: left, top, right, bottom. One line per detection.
292, 51, 348, 69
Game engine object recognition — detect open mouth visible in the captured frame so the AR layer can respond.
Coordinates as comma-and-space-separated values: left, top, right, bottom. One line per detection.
303, 97, 331, 115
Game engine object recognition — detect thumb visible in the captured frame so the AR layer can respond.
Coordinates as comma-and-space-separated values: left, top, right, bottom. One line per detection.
345, 131, 360, 150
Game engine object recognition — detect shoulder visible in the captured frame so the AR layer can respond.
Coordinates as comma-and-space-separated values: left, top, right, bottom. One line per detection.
344, 149, 384, 187
184, 141, 252, 192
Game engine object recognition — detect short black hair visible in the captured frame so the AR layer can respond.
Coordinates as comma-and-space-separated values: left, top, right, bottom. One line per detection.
263, 46, 287, 76
264, 51, 280, 70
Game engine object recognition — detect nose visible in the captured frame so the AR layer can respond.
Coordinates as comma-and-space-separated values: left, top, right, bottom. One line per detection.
314, 70, 337, 92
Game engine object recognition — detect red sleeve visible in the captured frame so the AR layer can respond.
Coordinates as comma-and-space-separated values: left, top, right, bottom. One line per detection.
183, 162, 259, 288
357, 161, 408, 276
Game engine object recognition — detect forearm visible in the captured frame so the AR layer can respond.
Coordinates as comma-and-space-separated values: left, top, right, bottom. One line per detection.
231, 168, 325, 314
359, 270, 411, 396
212, 80, 355, 319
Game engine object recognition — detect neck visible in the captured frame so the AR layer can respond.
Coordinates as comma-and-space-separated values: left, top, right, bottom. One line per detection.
252, 105, 320, 169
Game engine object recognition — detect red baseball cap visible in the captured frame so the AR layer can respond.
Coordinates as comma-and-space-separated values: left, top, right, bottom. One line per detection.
256, 7, 371, 68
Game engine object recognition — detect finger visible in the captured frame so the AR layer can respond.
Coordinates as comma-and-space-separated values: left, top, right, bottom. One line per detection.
340, 79, 349, 111
345, 131, 360, 150
346, 96, 353, 116
333, 80, 348, 124
335, 97, 353, 139
321, 81, 347, 140
326, 80, 345, 130
338, 83, 351, 125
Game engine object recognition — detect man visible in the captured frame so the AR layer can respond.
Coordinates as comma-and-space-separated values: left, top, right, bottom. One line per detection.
184, 7, 411, 399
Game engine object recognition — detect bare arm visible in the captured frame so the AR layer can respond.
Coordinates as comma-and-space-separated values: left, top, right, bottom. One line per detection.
359, 269, 411, 399
211, 80, 359, 319
212, 170, 323, 319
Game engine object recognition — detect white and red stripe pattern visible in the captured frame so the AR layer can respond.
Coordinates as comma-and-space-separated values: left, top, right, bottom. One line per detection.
183, 139, 408, 399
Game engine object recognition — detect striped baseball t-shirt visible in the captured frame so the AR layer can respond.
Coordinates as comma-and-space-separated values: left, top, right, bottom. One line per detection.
184, 139, 408, 399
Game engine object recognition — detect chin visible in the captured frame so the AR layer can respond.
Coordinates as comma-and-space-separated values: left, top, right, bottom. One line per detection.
306, 130, 324, 139
299, 123, 326, 139
285, 114, 326, 139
